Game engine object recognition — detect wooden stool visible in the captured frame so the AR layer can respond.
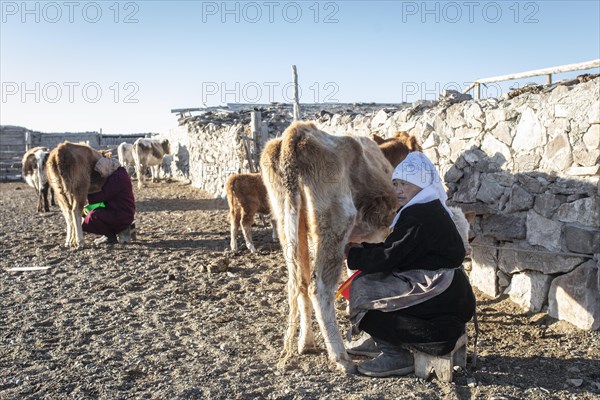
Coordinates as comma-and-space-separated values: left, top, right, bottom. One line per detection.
413, 333, 468, 382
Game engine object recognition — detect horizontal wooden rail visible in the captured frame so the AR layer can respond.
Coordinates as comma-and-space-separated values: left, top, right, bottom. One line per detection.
464, 59, 600, 99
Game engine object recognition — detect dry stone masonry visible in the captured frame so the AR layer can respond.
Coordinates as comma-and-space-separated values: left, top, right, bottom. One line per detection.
172, 77, 599, 330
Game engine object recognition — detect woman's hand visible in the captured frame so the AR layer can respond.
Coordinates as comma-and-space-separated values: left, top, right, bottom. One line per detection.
344, 242, 362, 259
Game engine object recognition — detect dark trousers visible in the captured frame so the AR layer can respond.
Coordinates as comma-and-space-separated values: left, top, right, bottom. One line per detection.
359, 268, 475, 356
82, 208, 131, 236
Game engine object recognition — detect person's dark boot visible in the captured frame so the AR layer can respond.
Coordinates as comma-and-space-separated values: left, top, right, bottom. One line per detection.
357, 339, 414, 377
346, 332, 381, 357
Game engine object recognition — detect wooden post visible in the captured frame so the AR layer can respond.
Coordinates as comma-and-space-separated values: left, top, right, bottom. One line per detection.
250, 111, 262, 170
25, 130, 31, 151
292, 65, 300, 121
241, 135, 256, 173
475, 83, 481, 100
546, 73, 552, 85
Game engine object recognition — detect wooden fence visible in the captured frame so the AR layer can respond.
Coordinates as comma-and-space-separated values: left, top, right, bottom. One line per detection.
0, 126, 151, 181
463, 59, 600, 99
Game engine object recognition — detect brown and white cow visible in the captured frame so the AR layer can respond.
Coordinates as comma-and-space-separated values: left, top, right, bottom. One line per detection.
117, 142, 135, 176
260, 121, 398, 373
46, 142, 106, 248
132, 138, 171, 189
22, 146, 55, 212
225, 173, 277, 253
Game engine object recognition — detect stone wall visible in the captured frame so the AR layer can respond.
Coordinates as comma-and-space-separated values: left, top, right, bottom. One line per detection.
171, 78, 599, 330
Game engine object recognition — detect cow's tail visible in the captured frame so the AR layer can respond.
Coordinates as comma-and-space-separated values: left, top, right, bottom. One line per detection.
261, 122, 310, 368
224, 175, 237, 221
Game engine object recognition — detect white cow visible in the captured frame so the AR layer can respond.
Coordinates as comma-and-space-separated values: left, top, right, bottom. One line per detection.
22, 146, 54, 212
117, 142, 135, 176
132, 138, 171, 189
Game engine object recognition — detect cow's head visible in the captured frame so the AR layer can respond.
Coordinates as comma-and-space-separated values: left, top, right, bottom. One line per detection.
161, 139, 171, 155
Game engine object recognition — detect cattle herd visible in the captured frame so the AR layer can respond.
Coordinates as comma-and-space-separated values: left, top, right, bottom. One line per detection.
21, 124, 474, 373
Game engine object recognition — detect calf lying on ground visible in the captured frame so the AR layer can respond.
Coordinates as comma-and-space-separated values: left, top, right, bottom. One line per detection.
226, 173, 277, 253
22, 146, 55, 212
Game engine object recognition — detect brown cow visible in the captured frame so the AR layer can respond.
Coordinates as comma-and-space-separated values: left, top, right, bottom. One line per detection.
226, 173, 277, 253
22, 146, 55, 212
260, 121, 398, 373
46, 142, 106, 248
371, 131, 423, 169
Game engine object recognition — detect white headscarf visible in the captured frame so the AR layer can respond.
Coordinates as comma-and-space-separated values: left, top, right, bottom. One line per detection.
390, 151, 452, 227
95, 157, 121, 178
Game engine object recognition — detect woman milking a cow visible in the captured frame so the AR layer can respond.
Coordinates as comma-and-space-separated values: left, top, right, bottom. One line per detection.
83, 156, 136, 245
343, 151, 476, 377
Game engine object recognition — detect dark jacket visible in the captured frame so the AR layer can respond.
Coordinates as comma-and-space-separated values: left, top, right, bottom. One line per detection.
88, 167, 135, 223
347, 199, 465, 274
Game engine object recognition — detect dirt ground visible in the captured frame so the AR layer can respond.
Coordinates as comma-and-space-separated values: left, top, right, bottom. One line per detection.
1, 181, 599, 400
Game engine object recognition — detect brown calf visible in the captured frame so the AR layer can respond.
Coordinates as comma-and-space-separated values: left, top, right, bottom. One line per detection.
225, 173, 277, 253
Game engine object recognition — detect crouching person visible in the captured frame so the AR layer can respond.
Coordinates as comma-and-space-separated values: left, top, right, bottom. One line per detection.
344, 152, 475, 377
83, 157, 136, 245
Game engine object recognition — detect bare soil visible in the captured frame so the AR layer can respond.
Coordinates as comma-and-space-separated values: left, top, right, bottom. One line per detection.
1, 181, 599, 400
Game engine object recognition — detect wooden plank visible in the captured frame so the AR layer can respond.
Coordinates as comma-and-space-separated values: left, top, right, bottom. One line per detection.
291, 65, 300, 121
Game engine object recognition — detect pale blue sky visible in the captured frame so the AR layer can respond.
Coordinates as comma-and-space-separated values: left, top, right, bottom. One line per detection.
1, 0, 599, 134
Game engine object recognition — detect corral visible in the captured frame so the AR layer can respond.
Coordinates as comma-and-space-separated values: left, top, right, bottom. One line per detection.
1, 181, 599, 399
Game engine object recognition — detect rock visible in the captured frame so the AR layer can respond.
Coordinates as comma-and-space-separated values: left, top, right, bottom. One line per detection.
481, 135, 512, 167
446, 104, 466, 129
556, 196, 600, 227
464, 102, 484, 122
513, 108, 546, 152
490, 120, 514, 146
513, 153, 541, 172
469, 238, 499, 297
498, 242, 583, 275
533, 193, 566, 218
481, 213, 526, 241
571, 150, 600, 167
497, 269, 511, 289
548, 259, 600, 330
583, 124, 600, 150
541, 133, 572, 172
454, 169, 481, 203
370, 109, 389, 128
455, 127, 480, 140
505, 271, 553, 313
444, 165, 463, 183
567, 165, 600, 176
567, 379, 584, 387
554, 104, 571, 118
505, 185, 534, 213
439, 90, 472, 106
421, 131, 439, 149
476, 176, 506, 204
564, 225, 600, 254
589, 101, 600, 124
525, 210, 562, 252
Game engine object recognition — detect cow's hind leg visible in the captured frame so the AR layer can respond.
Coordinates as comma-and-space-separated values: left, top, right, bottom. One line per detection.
297, 226, 316, 354
278, 269, 301, 369
41, 185, 50, 212
229, 210, 240, 251
241, 211, 256, 253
